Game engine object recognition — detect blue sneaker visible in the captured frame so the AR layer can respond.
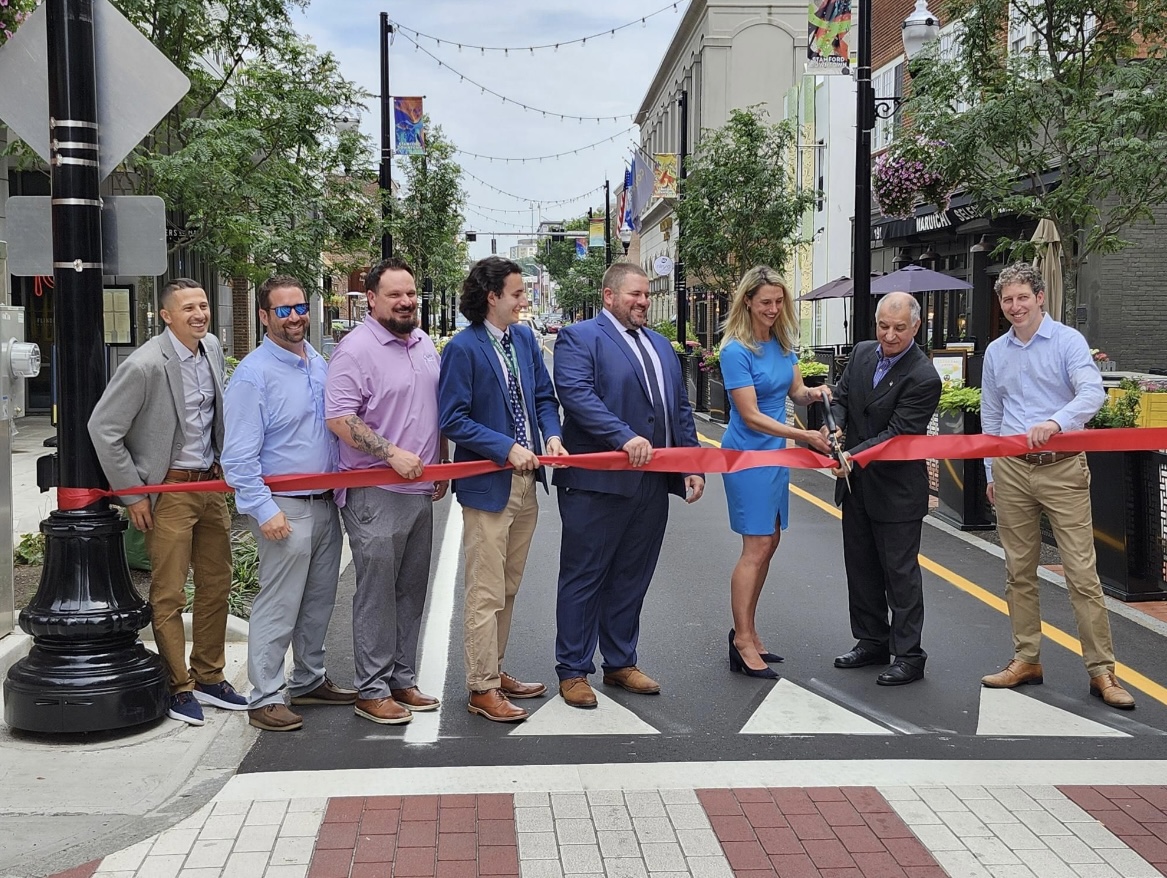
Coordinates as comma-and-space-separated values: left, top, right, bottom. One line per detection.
193, 680, 249, 711
168, 691, 206, 726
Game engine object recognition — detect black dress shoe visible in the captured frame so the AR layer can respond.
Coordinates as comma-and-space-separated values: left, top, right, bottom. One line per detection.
876, 660, 925, 686
834, 645, 891, 669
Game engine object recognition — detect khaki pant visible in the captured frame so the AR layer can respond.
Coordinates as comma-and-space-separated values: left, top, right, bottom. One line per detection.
462, 472, 539, 692
992, 454, 1115, 677
144, 489, 233, 693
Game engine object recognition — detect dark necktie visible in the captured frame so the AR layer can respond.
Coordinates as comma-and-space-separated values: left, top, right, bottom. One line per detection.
500, 332, 529, 449
627, 329, 667, 447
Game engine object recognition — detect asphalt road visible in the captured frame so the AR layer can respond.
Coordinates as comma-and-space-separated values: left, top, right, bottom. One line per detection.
241, 342, 1167, 774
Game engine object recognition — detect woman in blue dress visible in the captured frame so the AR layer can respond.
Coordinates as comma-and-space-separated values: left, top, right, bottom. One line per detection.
720, 267, 832, 679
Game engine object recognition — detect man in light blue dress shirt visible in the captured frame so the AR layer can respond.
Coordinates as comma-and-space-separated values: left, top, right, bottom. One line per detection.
980, 262, 1134, 709
222, 276, 357, 731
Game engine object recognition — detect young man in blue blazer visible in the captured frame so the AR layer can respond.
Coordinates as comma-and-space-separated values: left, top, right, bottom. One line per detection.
552, 262, 705, 709
438, 256, 568, 722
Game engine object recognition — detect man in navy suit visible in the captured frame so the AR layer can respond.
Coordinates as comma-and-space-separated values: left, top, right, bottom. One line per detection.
552, 262, 705, 709
439, 256, 568, 722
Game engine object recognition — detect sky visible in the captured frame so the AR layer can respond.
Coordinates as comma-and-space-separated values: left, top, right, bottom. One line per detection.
294, 0, 690, 263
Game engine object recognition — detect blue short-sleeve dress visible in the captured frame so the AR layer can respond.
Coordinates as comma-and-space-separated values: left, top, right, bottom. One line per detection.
720, 338, 798, 536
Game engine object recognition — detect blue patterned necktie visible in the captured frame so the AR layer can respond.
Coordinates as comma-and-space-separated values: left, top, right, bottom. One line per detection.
500, 332, 529, 449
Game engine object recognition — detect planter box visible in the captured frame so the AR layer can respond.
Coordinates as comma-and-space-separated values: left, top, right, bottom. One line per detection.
708, 367, 729, 424
684, 354, 699, 408
933, 410, 994, 530
1087, 449, 1167, 602
695, 366, 710, 413
1106, 388, 1167, 428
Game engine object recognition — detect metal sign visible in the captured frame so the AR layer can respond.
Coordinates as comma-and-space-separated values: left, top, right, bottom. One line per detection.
7, 196, 168, 276
653, 255, 674, 277
0, 0, 190, 181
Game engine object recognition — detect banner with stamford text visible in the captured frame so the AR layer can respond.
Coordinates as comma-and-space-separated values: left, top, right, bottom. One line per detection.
808, 0, 852, 74
393, 96, 426, 155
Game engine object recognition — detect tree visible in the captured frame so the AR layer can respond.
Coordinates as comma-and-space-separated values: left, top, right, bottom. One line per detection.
906, 0, 1167, 316
389, 122, 467, 307
675, 108, 817, 299
534, 214, 625, 317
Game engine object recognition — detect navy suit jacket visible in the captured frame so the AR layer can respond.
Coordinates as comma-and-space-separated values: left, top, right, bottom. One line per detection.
439, 322, 563, 512
552, 314, 700, 498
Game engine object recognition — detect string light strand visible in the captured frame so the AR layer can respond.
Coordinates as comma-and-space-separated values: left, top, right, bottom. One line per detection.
463, 169, 603, 207
390, 3, 683, 55
454, 127, 636, 164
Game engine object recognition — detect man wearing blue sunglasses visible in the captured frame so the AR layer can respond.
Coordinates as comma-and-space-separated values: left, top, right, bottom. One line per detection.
222, 275, 356, 732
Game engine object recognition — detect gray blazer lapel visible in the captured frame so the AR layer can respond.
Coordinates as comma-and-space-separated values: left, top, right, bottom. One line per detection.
158, 335, 186, 428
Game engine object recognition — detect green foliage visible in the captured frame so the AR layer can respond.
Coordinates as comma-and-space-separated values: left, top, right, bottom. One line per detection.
798, 359, 830, 378
389, 123, 467, 299
0, 0, 38, 46
937, 380, 982, 414
111, 0, 379, 284
676, 108, 817, 299
13, 532, 45, 566
905, 0, 1167, 317
184, 530, 260, 618
1088, 378, 1142, 428
535, 214, 625, 316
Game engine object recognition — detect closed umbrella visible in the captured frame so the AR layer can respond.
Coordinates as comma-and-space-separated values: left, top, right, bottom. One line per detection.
870, 264, 973, 293
1031, 219, 1063, 322
799, 276, 853, 301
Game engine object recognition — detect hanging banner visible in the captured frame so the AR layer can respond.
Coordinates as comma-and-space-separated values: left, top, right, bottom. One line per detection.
808, 0, 852, 74
589, 215, 605, 249
575, 237, 588, 259
653, 153, 678, 199
393, 96, 426, 155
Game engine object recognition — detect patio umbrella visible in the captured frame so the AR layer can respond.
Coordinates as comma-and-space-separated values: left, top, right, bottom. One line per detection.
870, 264, 973, 293
1031, 219, 1064, 322
799, 276, 853, 300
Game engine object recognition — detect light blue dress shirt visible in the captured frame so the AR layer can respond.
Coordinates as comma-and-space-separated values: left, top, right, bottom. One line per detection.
601, 309, 672, 446
981, 314, 1105, 482
222, 337, 338, 526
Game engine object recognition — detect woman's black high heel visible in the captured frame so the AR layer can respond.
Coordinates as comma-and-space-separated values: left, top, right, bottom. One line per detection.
759, 651, 785, 664
728, 630, 779, 680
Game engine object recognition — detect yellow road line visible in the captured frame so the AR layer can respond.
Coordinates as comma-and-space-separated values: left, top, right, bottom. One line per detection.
696, 431, 1167, 707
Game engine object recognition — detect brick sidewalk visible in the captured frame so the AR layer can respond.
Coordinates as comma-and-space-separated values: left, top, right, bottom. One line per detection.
46, 784, 1167, 878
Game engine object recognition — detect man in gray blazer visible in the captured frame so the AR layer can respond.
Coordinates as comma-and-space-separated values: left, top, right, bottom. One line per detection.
89, 278, 246, 726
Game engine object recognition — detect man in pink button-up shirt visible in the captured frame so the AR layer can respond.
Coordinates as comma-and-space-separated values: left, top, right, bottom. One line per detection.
326, 257, 449, 726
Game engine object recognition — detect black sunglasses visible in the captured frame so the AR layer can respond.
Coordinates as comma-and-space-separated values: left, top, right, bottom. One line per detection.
267, 303, 310, 318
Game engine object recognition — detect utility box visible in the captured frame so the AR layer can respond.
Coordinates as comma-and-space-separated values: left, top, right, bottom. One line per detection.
1, 302, 41, 639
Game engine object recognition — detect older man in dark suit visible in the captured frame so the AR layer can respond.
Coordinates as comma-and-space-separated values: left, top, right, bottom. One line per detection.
828, 291, 942, 686
552, 262, 705, 709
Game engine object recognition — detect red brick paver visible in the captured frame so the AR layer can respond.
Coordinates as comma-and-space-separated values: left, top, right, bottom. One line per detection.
45, 861, 101, 878
308, 794, 518, 878
1059, 785, 1167, 876
699, 788, 946, 878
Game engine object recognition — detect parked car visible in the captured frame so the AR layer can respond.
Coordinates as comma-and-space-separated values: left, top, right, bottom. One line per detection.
545, 319, 563, 334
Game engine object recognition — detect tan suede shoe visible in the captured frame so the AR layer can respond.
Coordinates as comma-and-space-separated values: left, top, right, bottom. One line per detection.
1090, 672, 1136, 710
559, 676, 598, 709
500, 672, 547, 699
602, 666, 661, 694
981, 660, 1044, 689
248, 703, 303, 732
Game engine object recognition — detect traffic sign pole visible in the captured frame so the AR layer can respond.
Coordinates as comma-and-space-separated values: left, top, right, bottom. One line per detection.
3, 0, 168, 734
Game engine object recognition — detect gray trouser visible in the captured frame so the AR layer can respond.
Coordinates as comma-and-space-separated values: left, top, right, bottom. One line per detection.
341, 487, 433, 699
247, 495, 343, 709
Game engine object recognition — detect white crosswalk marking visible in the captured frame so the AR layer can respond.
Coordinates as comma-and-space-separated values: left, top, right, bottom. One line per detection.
510, 689, 661, 736
975, 688, 1131, 737
739, 679, 895, 735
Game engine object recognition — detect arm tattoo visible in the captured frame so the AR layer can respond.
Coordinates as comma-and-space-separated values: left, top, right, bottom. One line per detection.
345, 414, 395, 463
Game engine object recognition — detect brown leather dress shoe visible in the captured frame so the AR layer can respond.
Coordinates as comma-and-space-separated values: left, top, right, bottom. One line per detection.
391, 687, 440, 712
355, 697, 413, 725
1090, 672, 1136, 710
602, 666, 661, 694
500, 672, 547, 699
468, 689, 528, 722
248, 703, 303, 732
559, 676, 598, 709
981, 660, 1044, 688
291, 676, 358, 705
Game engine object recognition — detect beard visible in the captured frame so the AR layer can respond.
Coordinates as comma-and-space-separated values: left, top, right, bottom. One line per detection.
379, 311, 418, 336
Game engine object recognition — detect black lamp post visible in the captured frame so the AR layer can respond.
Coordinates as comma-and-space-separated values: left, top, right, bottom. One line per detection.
851, 0, 940, 344
379, 12, 394, 260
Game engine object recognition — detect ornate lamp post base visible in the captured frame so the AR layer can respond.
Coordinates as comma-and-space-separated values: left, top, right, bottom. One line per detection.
4, 510, 168, 733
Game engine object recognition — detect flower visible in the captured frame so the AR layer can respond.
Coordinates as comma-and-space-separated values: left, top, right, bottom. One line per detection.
1091, 349, 1109, 362
872, 136, 956, 220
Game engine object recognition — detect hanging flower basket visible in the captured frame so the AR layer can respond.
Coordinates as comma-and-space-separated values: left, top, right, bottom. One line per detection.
872, 136, 955, 220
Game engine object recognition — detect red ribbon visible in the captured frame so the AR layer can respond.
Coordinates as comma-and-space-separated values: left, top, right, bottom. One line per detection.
53, 427, 1167, 511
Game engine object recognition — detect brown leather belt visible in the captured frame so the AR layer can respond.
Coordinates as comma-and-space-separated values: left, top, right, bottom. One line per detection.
1013, 451, 1078, 466
164, 467, 218, 482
